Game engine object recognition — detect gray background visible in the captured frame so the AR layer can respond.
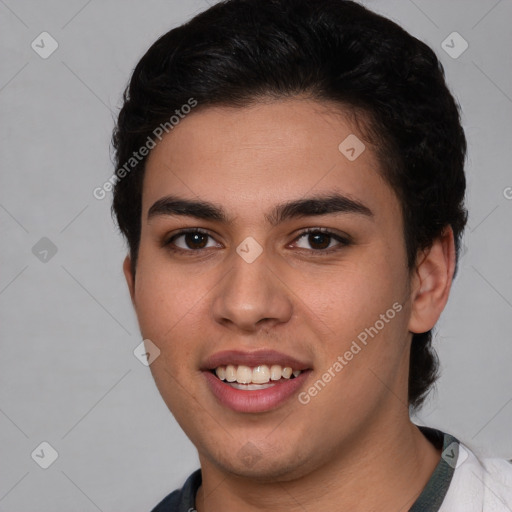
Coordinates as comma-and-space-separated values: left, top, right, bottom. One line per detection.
1, 0, 511, 510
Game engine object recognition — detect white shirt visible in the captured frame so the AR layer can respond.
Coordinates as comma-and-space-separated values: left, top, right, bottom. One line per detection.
440, 442, 512, 511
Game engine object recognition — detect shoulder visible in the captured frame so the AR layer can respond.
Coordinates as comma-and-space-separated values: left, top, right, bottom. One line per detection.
150, 470, 202, 512
480, 456, 512, 503
440, 443, 512, 512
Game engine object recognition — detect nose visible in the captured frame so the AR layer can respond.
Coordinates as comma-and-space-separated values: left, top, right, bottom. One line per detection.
211, 249, 293, 333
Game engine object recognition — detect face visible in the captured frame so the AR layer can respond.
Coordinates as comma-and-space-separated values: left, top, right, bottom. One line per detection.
125, 98, 416, 480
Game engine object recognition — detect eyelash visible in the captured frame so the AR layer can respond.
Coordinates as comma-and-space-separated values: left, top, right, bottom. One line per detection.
163, 227, 352, 256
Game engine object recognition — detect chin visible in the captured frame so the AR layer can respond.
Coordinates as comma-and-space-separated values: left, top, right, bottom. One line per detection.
203, 441, 315, 483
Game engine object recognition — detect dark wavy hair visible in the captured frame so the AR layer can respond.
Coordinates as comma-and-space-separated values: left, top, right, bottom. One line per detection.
111, 0, 467, 410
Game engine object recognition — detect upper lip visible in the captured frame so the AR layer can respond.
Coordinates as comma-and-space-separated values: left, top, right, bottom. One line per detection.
201, 349, 311, 371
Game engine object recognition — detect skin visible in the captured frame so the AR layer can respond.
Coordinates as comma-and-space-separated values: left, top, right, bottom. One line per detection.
123, 98, 456, 511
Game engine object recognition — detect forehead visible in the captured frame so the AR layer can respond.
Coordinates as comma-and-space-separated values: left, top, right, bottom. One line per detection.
142, 98, 398, 223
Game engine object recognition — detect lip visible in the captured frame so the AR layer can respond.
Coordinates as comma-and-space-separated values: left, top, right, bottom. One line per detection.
201, 349, 312, 413
201, 349, 311, 371
203, 369, 311, 413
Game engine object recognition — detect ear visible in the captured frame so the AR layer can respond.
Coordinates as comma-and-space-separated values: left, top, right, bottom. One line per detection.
408, 226, 456, 334
123, 255, 136, 304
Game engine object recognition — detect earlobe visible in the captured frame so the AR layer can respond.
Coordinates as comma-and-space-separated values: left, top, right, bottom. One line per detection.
123, 255, 136, 304
408, 227, 456, 334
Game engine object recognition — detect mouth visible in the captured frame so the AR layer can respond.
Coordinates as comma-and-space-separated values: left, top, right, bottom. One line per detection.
212, 364, 303, 389
201, 350, 312, 413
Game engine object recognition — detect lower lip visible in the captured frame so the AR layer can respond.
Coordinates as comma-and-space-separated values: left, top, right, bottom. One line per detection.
203, 371, 310, 413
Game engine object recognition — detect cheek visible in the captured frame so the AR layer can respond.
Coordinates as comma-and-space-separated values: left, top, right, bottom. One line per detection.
297, 251, 405, 334
294, 252, 410, 401
132, 255, 197, 352
133, 261, 208, 416
132, 249, 222, 386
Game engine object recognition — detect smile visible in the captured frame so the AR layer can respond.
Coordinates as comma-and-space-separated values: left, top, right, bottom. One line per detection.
201, 350, 312, 413
214, 364, 302, 387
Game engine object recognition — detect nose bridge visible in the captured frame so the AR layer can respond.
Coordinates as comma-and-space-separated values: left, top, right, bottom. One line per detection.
212, 246, 293, 331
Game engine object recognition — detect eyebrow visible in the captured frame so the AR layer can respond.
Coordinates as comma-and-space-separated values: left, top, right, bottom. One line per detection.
147, 193, 374, 226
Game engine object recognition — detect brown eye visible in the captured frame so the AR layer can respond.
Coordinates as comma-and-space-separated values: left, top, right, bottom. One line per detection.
307, 232, 332, 250
183, 232, 209, 249
165, 229, 220, 252
293, 229, 351, 252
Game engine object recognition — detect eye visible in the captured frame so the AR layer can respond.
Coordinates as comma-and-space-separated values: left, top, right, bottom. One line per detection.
164, 229, 221, 252
163, 227, 350, 255
292, 228, 351, 252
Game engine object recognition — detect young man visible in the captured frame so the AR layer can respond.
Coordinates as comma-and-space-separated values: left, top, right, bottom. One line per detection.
111, 0, 512, 510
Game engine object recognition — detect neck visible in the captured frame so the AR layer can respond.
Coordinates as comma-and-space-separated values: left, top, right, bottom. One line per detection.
195, 412, 441, 512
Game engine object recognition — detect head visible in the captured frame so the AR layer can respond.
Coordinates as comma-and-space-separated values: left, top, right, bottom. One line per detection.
112, 0, 466, 479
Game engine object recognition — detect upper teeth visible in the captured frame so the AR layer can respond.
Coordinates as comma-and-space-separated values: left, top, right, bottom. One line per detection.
215, 364, 302, 384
